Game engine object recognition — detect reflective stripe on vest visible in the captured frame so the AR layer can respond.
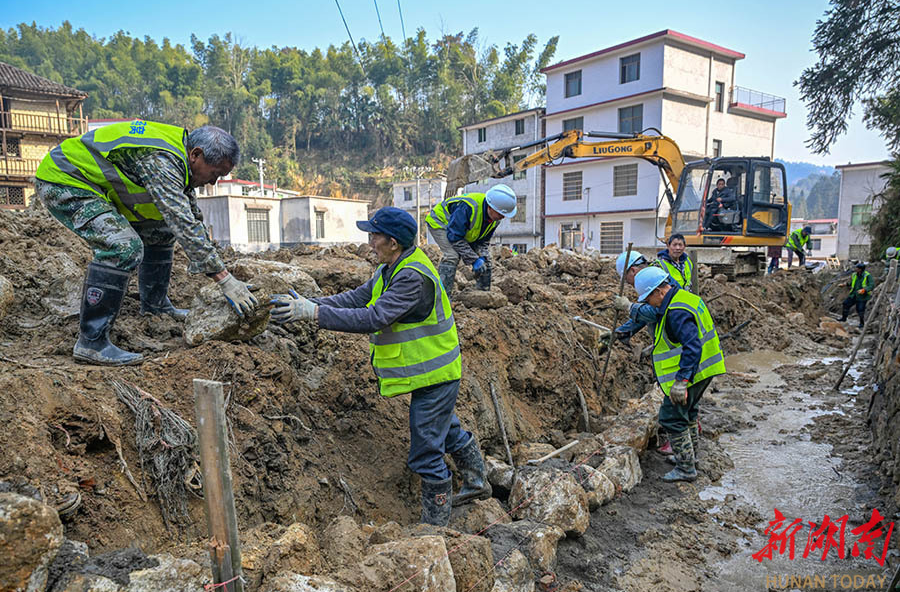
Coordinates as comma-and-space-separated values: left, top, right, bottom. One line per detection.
850, 271, 873, 299
35, 120, 189, 222
425, 193, 498, 243
659, 257, 693, 290
651, 289, 726, 396
366, 249, 462, 396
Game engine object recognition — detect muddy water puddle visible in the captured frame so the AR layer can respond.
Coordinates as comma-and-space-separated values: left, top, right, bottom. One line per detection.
701, 349, 885, 590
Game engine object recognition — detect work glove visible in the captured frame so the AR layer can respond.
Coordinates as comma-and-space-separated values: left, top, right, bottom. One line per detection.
472, 257, 486, 279
669, 380, 689, 405
217, 273, 258, 318
858, 289, 866, 295
269, 290, 318, 324
596, 327, 611, 345
613, 295, 633, 314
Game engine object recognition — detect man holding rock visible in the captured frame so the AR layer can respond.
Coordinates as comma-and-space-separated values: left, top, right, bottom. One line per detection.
425, 184, 518, 297
35, 120, 257, 366
269, 206, 491, 527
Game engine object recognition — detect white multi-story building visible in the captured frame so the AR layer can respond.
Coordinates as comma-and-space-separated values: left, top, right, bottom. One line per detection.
835, 161, 891, 261
458, 108, 544, 253
539, 30, 785, 253
391, 177, 446, 245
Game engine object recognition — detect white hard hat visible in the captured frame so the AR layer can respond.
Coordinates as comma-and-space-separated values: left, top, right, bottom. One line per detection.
887, 246, 898, 259
485, 184, 517, 218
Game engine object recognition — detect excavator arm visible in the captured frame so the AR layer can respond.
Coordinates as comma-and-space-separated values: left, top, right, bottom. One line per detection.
444, 129, 686, 200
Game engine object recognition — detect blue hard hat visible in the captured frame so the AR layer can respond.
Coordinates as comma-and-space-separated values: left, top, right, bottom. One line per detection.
615, 251, 647, 277
485, 184, 517, 218
635, 267, 670, 302
357, 206, 417, 247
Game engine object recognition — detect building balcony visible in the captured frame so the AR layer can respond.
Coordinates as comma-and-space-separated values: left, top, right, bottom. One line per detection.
0, 111, 87, 136
729, 86, 786, 118
0, 157, 41, 178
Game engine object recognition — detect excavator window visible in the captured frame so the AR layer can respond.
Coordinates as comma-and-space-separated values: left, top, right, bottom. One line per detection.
670, 166, 709, 234
746, 163, 788, 236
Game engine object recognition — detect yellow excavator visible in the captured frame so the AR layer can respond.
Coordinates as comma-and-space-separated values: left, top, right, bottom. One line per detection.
444, 129, 791, 275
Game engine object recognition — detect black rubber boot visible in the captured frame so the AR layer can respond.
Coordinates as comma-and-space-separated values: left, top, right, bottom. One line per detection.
138, 245, 188, 320
450, 436, 492, 507
73, 262, 143, 366
662, 430, 697, 483
438, 260, 457, 299
420, 476, 452, 527
475, 267, 492, 291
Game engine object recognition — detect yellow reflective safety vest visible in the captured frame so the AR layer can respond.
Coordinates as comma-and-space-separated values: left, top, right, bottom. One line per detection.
785, 228, 809, 251
849, 271, 873, 301
367, 248, 462, 397
35, 120, 189, 223
658, 256, 693, 291
426, 193, 498, 243
652, 289, 726, 396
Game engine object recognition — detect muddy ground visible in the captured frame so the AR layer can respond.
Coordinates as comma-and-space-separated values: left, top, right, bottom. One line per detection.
2, 205, 897, 590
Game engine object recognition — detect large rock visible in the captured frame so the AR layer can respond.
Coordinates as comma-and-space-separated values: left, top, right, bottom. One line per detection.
573, 465, 616, 510
124, 554, 206, 592
263, 523, 323, 577
786, 312, 806, 325
264, 573, 359, 592
508, 467, 590, 536
230, 259, 322, 297
450, 497, 511, 535
0, 274, 15, 319
456, 289, 509, 310
336, 535, 455, 592
289, 257, 373, 293
321, 516, 367, 568
490, 549, 533, 592
0, 492, 64, 592
184, 274, 293, 346
595, 446, 642, 493
482, 520, 564, 573
596, 392, 659, 451
512, 442, 558, 466
484, 456, 515, 492
410, 525, 495, 592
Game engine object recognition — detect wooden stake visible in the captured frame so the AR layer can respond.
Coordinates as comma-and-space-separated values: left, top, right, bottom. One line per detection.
526, 440, 580, 465
690, 249, 699, 295
489, 382, 515, 471
575, 384, 590, 432
194, 379, 243, 592
599, 242, 633, 385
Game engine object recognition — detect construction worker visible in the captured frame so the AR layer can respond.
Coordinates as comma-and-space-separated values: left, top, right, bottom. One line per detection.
610, 251, 678, 341
785, 225, 813, 268
633, 267, 726, 482
657, 233, 693, 290
425, 184, 518, 297
269, 207, 491, 527
840, 262, 874, 328
34, 121, 257, 366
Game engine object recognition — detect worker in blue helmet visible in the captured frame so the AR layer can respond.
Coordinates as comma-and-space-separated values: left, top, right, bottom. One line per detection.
425, 184, 517, 297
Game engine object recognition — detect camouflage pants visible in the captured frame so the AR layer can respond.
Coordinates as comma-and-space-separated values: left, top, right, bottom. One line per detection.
35, 179, 175, 271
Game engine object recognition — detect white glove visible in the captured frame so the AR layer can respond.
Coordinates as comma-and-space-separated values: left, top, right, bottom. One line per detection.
669, 380, 689, 405
613, 295, 633, 313
217, 273, 258, 318
596, 327, 612, 345
269, 290, 318, 324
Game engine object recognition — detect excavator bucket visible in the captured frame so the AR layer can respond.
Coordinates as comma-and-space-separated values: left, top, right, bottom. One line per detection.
443, 151, 502, 198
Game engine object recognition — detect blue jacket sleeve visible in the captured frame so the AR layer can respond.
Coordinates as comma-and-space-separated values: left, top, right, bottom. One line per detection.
446, 203, 473, 243
667, 309, 701, 382
315, 269, 424, 334
631, 303, 660, 325
311, 277, 375, 309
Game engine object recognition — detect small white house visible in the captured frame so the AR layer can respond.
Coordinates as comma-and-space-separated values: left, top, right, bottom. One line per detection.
790, 218, 837, 260
835, 161, 891, 261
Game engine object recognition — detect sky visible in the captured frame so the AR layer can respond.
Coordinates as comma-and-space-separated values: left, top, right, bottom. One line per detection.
3, 0, 891, 167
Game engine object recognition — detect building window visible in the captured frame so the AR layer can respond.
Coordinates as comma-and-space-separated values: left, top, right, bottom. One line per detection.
241, 185, 250, 196
562, 117, 583, 132
620, 53, 640, 84
512, 194, 526, 223
477, 128, 486, 143
403, 187, 412, 201
3, 137, 20, 157
512, 243, 527, 254
599, 221, 624, 254
562, 171, 583, 201
712, 139, 722, 158
515, 118, 525, 135
809, 238, 822, 250
246, 208, 270, 243
565, 70, 582, 98
0, 186, 25, 206
850, 204, 872, 226
715, 81, 725, 112
315, 210, 326, 239
848, 244, 868, 260
512, 154, 527, 180
618, 104, 643, 134
613, 164, 639, 196
560, 222, 582, 250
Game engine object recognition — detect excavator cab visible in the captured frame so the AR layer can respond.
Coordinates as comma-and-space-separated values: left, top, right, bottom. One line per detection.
669, 157, 789, 247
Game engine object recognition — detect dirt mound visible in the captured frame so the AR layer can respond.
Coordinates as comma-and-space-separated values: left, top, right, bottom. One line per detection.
0, 206, 826, 572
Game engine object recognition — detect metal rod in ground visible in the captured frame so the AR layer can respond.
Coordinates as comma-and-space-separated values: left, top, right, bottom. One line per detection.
690, 249, 699, 294
833, 259, 897, 392
194, 379, 244, 592
526, 440, 579, 465
489, 382, 515, 471
599, 242, 633, 384
575, 384, 590, 432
